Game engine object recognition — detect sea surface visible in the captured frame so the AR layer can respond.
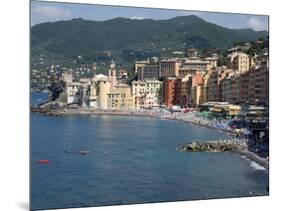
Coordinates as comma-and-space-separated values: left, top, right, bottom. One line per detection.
31, 92, 269, 210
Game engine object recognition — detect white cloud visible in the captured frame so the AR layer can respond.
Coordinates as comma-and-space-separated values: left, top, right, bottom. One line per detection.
32, 5, 71, 24
247, 17, 268, 31
130, 16, 145, 20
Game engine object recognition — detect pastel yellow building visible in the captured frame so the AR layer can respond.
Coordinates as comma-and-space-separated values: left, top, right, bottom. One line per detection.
132, 80, 146, 109
191, 85, 202, 107
97, 79, 111, 109
107, 84, 135, 110
229, 52, 249, 73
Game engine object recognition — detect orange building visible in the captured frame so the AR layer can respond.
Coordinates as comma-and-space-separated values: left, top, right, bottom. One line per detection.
163, 77, 176, 107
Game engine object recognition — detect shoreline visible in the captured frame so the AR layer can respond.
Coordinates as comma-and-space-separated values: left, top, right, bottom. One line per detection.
31, 107, 269, 170
32, 108, 235, 134
234, 149, 269, 169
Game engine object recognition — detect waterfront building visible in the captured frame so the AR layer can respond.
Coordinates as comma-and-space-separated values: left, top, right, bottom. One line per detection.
203, 67, 233, 103
63, 62, 136, 110
163, 77, 176, 107
191, 72, 204, 107
132, 80, 163, 108
220, 54, 268, 105
97, 78, 111, 109
163, 76, 191, 108
217, 68, 233, 102
174, 76, 192, 107
191, 86, 202, 107
221, 72, 240, 104
108, 59, 117, 89
199, 72, 212, 104
79, 78, 91, 107
107, 84, 135, 110
248, 55, 269, 105
132, 80, 146, 109
221, 75, 232, 103
66, 82, 82, 104
88, 74, 108, 108
144, 80, 163, 108
206, 70, 219, 102
89, 81, 98, 108
239, 69, 251, 103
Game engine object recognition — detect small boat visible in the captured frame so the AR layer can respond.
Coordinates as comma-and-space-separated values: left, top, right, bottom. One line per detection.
79, 150, 91, 155
37, 159, 49, 164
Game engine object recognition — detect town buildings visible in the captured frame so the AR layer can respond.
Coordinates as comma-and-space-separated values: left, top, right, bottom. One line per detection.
61, 46, 268, 110
62, 60, 136, 110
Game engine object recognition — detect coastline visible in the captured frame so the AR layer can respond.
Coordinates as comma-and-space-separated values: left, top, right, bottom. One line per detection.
234, 149, 269, 169
31, 108, 235, 134
31, 107, 269, 170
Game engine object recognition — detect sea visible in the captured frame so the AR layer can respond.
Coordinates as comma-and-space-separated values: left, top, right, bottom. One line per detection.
31, 92, 269, 210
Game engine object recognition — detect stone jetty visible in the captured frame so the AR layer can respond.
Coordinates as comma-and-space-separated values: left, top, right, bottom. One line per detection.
178, 140, 247, 152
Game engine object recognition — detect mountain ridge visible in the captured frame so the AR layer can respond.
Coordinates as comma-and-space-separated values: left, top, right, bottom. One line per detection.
31, 15, 268, 68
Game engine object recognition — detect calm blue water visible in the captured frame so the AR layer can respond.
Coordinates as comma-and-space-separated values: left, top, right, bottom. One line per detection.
31, 93, 269, 210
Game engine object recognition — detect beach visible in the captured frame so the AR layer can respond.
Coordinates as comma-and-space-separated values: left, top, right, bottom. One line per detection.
31, 105, 268, 169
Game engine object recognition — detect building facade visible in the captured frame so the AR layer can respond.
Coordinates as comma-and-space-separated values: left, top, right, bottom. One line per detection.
159, 59, 180, 78
229, 52, 250, 73
107, 84, 135, 110
132, 80, 163, 108
163, 77, 176, 107
137, 64, 159, 81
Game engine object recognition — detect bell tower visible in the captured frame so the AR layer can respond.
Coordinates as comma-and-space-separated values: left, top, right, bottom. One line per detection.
108, 59, 117, 89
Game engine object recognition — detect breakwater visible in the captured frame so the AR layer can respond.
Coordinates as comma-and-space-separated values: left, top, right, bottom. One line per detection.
178, 140, 247, 152
178, 139, 268, 169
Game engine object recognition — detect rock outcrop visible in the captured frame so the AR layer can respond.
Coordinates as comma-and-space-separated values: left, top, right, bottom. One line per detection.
178, 140, 247, 152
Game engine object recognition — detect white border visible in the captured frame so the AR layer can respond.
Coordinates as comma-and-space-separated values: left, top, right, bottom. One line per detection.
1, 0, 280, 211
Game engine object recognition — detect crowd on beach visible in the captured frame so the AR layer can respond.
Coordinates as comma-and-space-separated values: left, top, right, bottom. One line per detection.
126, 108, 245, 133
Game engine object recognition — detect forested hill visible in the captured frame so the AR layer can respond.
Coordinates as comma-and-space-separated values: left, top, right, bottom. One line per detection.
31, 15, 268, 67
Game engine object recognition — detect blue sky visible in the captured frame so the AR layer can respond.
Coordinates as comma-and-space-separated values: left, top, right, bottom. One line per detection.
31, 1, 269, 31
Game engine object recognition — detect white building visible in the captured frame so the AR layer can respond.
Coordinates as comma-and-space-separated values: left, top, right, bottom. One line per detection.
132, 80, 163, 109
66, 82, 81, 104
144, 80, 163, 108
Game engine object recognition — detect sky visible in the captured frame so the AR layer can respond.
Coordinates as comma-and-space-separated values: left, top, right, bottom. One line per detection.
31, 0, 269, 31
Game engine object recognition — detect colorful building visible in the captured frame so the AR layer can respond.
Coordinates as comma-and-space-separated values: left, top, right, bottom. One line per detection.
132, 80, 163, 108
163, 77, 176, 107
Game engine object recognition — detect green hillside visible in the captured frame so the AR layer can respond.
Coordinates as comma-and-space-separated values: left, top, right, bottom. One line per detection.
31, 15, 268, 69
